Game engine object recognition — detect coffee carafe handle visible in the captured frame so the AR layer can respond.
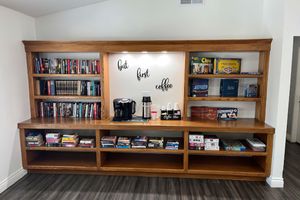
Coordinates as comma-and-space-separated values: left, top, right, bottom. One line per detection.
132, 101, 136, 114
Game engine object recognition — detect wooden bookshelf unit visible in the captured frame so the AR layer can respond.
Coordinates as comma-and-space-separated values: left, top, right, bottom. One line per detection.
18, 39, 274, 181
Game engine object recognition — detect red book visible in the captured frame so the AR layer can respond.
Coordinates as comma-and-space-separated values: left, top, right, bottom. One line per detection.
67, 59, 71, 74
94, 103, 97, 119
96, 60, 100, 74
40, 58, 44, 74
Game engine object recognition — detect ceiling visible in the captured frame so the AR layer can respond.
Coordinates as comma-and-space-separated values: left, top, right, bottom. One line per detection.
0, 0, 108, 17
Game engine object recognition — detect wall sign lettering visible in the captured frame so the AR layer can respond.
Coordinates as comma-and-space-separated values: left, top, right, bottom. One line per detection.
155, 78, 173, 92
117, 59, 129, 71
137, 67, 150, 81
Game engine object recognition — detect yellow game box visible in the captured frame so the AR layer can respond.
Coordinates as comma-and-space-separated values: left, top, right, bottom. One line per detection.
214, 58, 241, 74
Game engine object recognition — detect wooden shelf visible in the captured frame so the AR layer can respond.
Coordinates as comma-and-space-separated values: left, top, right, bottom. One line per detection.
19, 39, 274, 181
32, 74, 100, 78
101, 153, 184, 173
188, 74, 263, 79
34, 95, 101, 101
100, 148, 184, 154
188, 156, 265, 177
18, 118, 275, 133
188, 149, 267, 156
26, 146, 96, 152
188, 96, 261, 102
27, 151, 97, 171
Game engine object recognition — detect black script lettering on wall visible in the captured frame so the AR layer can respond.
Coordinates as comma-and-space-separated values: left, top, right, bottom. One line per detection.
117, 59, 129, 71
136, 67, 150, 81
155, 78, 173, 92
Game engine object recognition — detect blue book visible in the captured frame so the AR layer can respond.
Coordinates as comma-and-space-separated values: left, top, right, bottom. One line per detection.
220, 79, 239, 97
190, 79, 209, 97
50, 80, 55, 96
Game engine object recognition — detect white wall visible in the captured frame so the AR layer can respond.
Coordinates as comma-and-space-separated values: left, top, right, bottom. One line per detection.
0, 6, 36, 193
30, 0, 300, 188
36, 0, 264, 40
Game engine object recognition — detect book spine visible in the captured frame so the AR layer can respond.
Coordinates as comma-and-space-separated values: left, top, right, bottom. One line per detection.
47, 80, 51, 95
36, 80, 40, 95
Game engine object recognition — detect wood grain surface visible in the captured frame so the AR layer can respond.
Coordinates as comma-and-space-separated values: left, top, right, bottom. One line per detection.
0, 142, 298, 200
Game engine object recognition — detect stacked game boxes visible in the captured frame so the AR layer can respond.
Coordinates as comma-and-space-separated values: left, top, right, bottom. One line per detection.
26, 133, 44, 147
204, 135, 219, 151
165, 140, 180, 150
221, 140, 246, 151
79, 138, 95, 148
148, 137, 164, 149
189, 134, 204, 150
246, 138, 266, 152
116, 137, 131, 149
131, 136, 148, 148
45, 133, 61, 147
61, 134, 79, 147
101, 136, 117, 148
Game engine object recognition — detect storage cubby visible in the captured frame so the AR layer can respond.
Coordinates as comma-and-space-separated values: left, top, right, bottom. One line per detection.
100, 152, 184, 173
26, 151, 97, 171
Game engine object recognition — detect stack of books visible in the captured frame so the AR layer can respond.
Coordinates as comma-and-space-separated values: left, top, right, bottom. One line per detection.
204, 135, 219, 151
116, 137, 131, 148
101, 136, 117, 148
46, 133, 61, 147
26, 133, 44, 147
165, 140, 179, 150
131, 136, 148, 148
79, 138, 95, 148
246, 138, 266, 152
221, 139, 246, 151
148, 137, 164, 149
61, 134, 79, 147
189, 134, 204, 150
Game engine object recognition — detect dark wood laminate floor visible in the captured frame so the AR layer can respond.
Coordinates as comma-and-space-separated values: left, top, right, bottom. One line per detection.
1, 142, 299, 200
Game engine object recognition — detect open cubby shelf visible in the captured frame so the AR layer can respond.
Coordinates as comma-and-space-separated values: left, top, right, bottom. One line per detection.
188, 156, 265, 177
27, 151, 97, 171
18, 39, 274, 181
101, 153, 184, 173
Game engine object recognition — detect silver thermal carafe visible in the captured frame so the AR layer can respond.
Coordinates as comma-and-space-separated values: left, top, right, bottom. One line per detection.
142, 96, 152, 119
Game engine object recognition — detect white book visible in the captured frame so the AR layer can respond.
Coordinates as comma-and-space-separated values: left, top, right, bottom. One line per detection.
246, 138, 266, 148
87, 82, 91, 96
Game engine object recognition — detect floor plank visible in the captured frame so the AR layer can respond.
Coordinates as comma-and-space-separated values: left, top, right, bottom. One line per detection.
1, 142, 299, 200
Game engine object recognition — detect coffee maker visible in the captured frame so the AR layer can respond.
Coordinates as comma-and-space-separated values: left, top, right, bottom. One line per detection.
113, 98, 136, 121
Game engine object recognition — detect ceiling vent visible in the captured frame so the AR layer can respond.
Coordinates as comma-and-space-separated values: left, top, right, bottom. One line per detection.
180, 0, 203, 4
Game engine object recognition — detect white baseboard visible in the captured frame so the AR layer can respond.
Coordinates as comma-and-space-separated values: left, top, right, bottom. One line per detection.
0, 168, 27, 194
266, 176, 284, 188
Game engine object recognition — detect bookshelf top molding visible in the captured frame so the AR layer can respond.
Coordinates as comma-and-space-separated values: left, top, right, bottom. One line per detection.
22, 39, 272, 52
18, 118, 275, 134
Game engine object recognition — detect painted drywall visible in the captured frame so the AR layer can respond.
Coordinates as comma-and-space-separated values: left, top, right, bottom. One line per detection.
36, 0, 264, 40
109, 52, 185, 117
287, 38, 300, 142
30, 0, 299, 188
0, 6, 36, 193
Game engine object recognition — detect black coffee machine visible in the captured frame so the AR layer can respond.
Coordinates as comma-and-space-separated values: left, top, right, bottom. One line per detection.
113, 98, 136, 121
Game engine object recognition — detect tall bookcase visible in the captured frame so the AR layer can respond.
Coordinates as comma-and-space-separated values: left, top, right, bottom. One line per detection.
18, 40, 275, 181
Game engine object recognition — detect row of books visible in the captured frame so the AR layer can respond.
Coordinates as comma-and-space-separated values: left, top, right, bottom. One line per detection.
101, 136, 180, 150
190, 78, 258, 98
36, 80, 101, 96
39, 102, 101, 119
26, 133, 95, 148
189, 134, 266, 152
34, 58, 101, 74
